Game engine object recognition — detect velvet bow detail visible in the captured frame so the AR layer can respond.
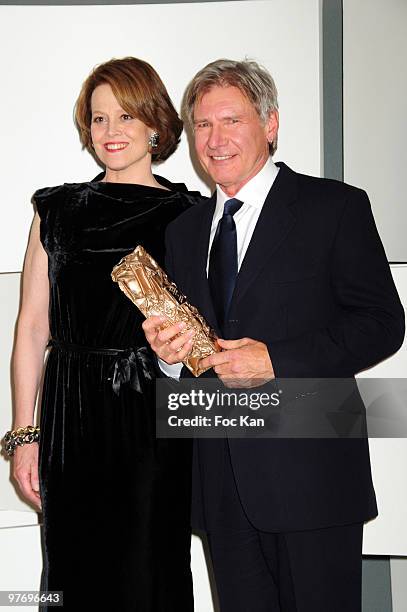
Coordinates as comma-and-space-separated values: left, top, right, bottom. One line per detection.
110, 346, 155, 396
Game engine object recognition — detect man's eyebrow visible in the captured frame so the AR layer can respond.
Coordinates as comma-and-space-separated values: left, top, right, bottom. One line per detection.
193, 113, 243, 124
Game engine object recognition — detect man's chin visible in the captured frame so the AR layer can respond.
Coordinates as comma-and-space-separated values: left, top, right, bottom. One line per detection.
209, 171, 238, 189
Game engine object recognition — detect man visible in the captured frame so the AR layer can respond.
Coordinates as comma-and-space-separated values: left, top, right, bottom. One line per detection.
143, 59, 405, 611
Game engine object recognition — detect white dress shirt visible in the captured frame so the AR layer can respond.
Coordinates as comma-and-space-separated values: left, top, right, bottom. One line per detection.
159, 158, 279, 379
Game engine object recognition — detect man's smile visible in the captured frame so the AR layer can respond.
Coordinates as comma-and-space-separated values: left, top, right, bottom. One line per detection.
210, 154, 235, 161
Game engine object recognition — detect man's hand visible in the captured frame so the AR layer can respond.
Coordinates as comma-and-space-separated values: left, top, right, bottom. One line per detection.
142, 315, 195, 365
200, 337, 275, 388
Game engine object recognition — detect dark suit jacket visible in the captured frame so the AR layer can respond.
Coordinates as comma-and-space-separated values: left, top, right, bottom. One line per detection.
164, 162, 405, 532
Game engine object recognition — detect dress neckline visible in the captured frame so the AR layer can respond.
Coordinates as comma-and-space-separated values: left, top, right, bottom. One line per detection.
81, 180, 182, 201
60, 172, 190, 201
85, 172, 186, 195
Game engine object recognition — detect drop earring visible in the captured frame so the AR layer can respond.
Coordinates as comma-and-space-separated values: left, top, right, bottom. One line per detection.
148, 132, 159, 149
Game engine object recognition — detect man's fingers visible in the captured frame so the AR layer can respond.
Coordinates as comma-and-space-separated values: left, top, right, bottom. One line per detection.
175, 336, 195, 360
166, 329, 195, 352
200, 338, 256, 369
156, 322, 187, 345
142, 317, 191, 354
221, 377, 251, 389
200, 350, 232, 370
217, 337, 252, 349
142, 315, 166, 334
161, 335, 194, 364
161, 330, 195, 363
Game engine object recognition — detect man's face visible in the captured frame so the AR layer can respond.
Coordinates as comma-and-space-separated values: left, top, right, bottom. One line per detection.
193, 85, 278, 196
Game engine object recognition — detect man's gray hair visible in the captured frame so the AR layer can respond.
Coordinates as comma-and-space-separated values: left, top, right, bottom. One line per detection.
183, 58, 279, 155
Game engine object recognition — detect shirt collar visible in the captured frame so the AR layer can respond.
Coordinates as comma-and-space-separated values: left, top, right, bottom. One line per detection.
214, 157, 279, 217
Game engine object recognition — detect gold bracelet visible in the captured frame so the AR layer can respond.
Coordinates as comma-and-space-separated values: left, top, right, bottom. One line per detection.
2, 426, 40, 457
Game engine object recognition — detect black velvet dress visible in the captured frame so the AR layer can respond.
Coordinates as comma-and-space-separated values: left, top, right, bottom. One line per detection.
34, 176, 196, 611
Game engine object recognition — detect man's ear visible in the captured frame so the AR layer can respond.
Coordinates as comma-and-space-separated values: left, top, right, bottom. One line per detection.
265, 110, 279, 144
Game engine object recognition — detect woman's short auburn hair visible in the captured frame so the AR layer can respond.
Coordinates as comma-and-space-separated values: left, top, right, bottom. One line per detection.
75, 57, 183, 162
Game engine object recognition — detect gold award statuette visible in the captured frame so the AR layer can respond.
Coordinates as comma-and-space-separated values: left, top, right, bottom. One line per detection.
111, 245, 220, 376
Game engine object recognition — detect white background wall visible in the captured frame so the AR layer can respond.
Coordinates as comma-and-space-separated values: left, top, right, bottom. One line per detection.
343, 2, 407, 606
343, 0, 407, 557
343, 0, 407, 262
358, 266, 407, 556
0, 0, 322, 272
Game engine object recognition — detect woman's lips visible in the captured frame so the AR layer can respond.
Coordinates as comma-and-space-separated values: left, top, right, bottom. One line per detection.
103, 142, 129, 153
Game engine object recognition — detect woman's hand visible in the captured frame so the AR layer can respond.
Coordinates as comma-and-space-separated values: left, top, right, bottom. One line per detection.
12, 443, 42, 512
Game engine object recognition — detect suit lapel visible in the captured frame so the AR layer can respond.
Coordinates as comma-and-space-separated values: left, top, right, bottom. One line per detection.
231, 162, 298, 308
190, 193, 220, 333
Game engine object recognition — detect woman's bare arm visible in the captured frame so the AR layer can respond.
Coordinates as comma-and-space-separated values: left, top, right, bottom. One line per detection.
11, 213, 49, 510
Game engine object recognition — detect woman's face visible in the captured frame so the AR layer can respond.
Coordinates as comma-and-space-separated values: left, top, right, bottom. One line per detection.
90, 83, 153, 179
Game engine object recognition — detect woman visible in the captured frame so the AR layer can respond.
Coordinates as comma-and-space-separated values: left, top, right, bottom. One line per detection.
8, 57, 197, 611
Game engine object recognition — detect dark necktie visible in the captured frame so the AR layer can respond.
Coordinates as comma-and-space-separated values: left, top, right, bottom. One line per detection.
208, 198, 243, 332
